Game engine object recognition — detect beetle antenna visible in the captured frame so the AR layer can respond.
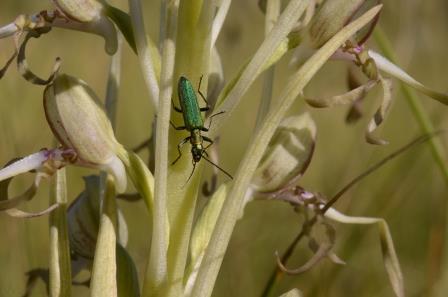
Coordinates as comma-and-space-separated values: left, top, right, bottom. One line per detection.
321, 131, 446, 213
183, 162, 197, 187
203, 155, 233, 180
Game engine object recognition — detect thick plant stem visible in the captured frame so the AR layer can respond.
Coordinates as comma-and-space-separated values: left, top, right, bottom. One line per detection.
165, 1, 214, 296
49, 168, 71, 297
190, 6, 383, 297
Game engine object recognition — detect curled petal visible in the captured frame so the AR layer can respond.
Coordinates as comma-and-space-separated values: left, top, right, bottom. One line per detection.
0, 164, 59, 218
345, 67, 367, 123
305, 80, 377, 108
18, 28, 61, 85
0, 178, 38, 210
6, 203, 59, 218
275, 243, 332, 275
324, 207, 404, 297
365, 76, 393, 145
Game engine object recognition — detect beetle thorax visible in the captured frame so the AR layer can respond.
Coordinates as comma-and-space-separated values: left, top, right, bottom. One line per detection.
190, 129, 204, 162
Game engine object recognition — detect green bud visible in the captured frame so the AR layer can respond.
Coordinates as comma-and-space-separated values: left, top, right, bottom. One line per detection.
44, 74, 127, 192
51, 0, 104, 22
251, 113, 317, 193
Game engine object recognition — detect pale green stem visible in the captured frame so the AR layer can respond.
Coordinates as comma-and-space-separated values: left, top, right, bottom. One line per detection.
254, 0, 281, 131
90, 175, 118, 297
165, 1, 214, 296
209, 0, 311, 138
190, 6, 383, 297
211, 0, 231, 48
141, 1, 178, 296
129, 0, 160, 110
49, 168, 71, 297
373, 26, 448, 292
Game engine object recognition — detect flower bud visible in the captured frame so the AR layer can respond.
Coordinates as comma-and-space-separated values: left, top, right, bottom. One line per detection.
309, 0, 379, 48
251, 113, 317, 193
52, 0, 104, 22
44, 74, 127, 192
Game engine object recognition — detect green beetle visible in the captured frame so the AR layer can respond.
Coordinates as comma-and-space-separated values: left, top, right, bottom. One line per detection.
171, 76, 232, 181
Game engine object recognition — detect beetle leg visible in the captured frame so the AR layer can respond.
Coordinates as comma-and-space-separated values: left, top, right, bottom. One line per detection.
197, 75, 210, 108
202, 136, 214, 150
205, 111, 225, 129
172, 137, 190, 165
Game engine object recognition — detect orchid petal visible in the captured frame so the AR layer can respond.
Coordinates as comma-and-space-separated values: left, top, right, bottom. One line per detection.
0, 151, 47, 182
369, 50, 448, 105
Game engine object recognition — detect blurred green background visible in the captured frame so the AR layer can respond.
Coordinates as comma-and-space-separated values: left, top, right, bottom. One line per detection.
0, 1, 447, 296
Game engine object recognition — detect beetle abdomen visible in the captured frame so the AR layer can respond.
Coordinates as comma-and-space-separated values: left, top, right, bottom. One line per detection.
178, 76, 204, 130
